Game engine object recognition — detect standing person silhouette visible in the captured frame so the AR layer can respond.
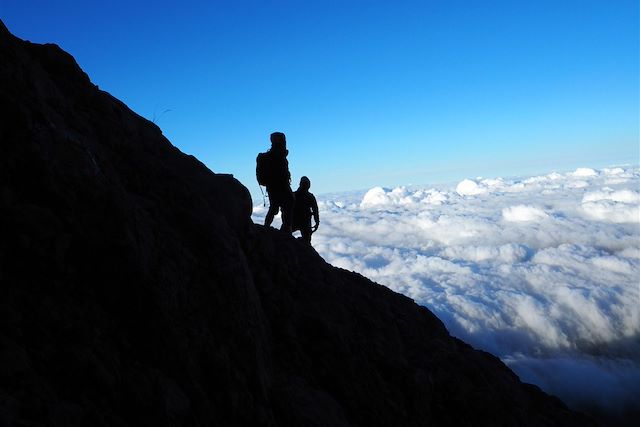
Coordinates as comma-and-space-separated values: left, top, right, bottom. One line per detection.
263, 132, 294, 232
293, 176, 319, 245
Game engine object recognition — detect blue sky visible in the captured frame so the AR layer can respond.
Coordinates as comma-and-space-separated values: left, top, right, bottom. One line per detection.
2, 0, 638, 198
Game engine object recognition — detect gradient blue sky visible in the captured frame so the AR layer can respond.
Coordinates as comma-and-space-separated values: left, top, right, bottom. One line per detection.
2, 0, 638, 198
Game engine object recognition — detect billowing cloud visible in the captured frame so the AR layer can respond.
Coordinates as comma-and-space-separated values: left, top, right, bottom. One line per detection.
581, 188, 640, 223
252, 166, 640, 416
456, 179, 487, 196
571, 167, 599, 177
502, 205, 549, 222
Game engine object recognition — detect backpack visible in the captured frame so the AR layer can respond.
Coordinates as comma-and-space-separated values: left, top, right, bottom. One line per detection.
256, 151, 273, 186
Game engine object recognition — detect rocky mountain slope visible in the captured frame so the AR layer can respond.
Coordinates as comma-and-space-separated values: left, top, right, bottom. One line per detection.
0, 20, 596, 426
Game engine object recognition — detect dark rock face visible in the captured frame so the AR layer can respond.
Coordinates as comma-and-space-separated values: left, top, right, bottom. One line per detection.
0, 20, 596, 426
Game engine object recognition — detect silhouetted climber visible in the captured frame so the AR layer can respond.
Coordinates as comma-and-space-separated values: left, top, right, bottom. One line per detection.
256, 132, 294, 232
293, 176, 319, 245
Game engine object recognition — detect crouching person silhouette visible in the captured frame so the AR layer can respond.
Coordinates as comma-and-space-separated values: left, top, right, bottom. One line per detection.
259, 132, 294, 232
293, 176, 319, 245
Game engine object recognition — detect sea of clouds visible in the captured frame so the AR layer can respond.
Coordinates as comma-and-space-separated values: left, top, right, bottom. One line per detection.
252, 166, 640, 417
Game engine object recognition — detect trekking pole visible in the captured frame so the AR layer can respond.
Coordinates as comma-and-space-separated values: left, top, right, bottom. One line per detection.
259, 185, 266, 207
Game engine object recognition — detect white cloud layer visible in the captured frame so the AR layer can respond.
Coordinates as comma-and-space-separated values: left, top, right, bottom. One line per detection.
502, 204, 549, 222
253, 166, 640, 415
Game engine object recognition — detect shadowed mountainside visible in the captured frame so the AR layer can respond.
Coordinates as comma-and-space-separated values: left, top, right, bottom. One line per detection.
0, 20, 597, 426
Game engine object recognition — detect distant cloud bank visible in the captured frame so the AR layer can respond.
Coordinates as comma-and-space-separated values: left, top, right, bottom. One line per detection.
253, 166, 640, 415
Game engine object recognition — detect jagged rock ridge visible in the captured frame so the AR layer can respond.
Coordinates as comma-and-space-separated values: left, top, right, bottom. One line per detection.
0, 20, 596, 426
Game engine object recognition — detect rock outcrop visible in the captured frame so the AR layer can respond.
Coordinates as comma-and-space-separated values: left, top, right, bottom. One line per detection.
0, 20, 595, 426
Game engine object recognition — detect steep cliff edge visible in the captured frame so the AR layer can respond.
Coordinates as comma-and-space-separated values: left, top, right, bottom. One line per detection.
0, 21, 595, 426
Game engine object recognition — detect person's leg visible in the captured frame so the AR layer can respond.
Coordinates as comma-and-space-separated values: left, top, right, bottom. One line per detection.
264, 188, 279, 227
300, 226, 312, 244
280, 189, 294, 233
